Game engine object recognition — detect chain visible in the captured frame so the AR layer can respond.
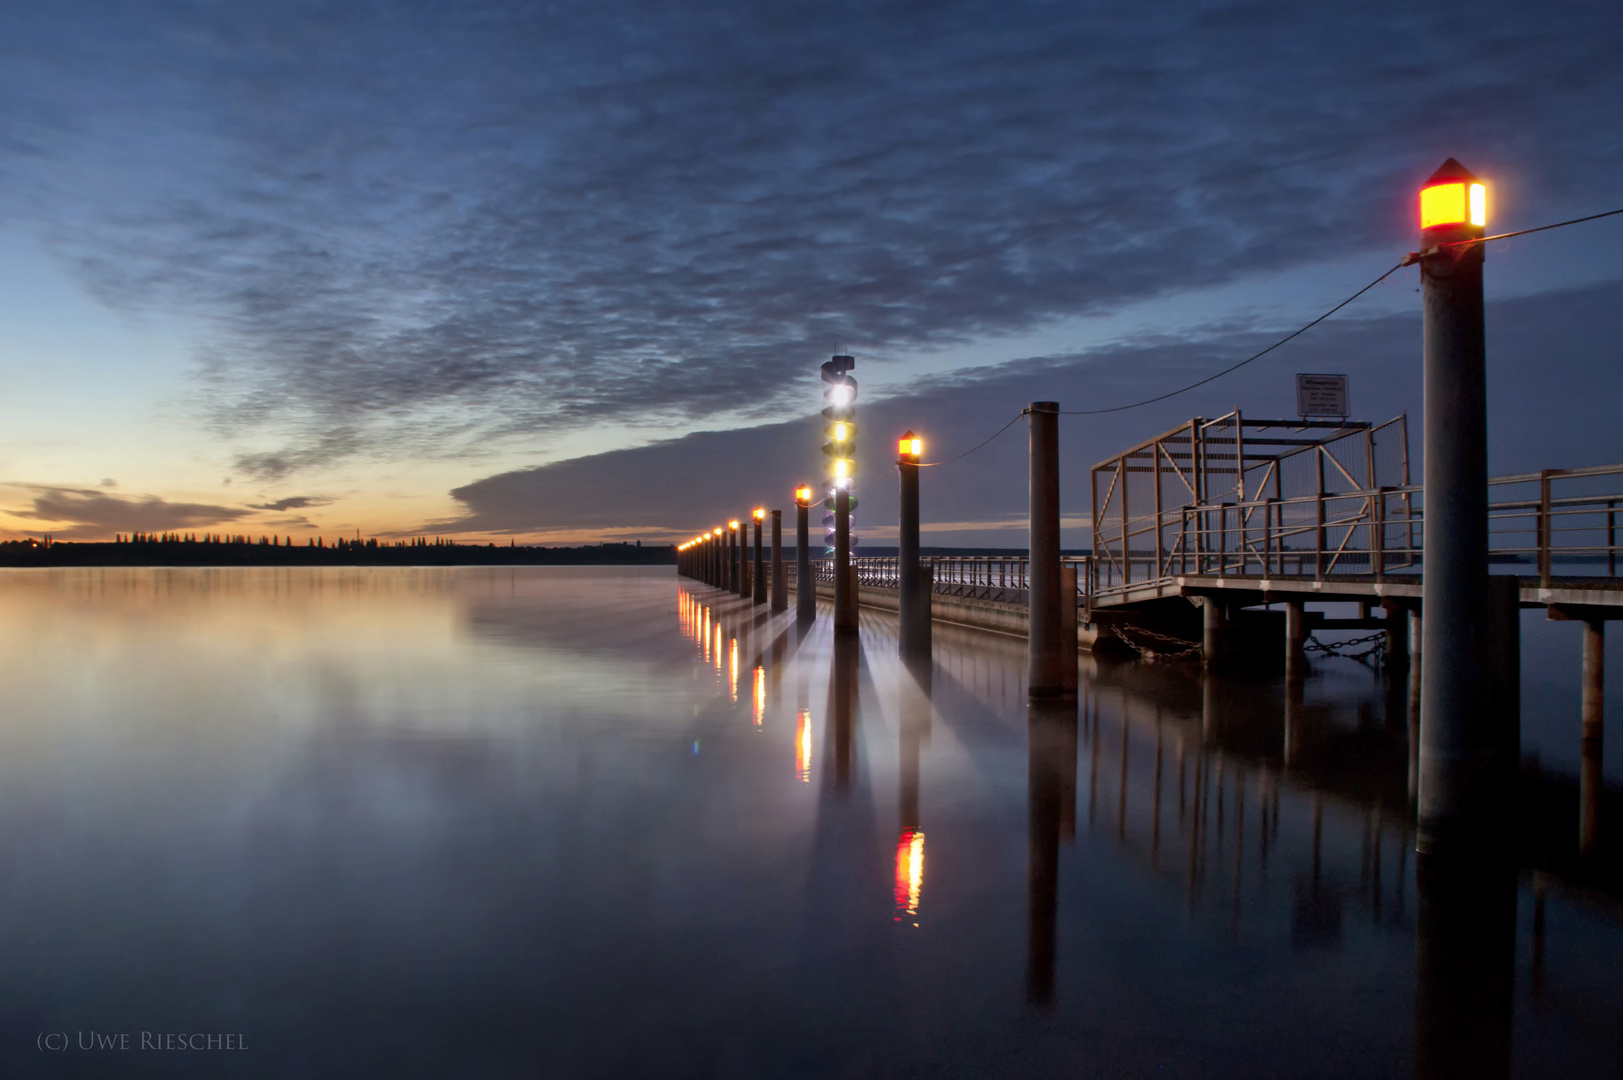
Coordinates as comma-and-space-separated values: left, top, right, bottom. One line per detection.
1304, 631, 1387, 665
1114, 625, 1203, 661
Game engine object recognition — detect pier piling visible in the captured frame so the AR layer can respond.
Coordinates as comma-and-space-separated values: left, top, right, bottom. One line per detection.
1028, 402, 1063, 696
770, 510, 786, 612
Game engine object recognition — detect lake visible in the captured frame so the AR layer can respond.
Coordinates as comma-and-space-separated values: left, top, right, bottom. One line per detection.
0, 566, 1617, 1077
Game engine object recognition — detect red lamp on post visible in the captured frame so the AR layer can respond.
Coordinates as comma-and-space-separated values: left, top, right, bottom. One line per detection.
1414, 157, 1514, 855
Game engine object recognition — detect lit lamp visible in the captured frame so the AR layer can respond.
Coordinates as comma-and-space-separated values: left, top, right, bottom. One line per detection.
795, 486, 813, 507
752, 508, 765, 521
1419, 158, 1486, 248
1414, 156, 1499, 852
729, 520, 740, 530
898, 431, 922, 461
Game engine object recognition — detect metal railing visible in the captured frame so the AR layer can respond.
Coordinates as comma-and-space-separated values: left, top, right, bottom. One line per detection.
765, 464, 1620, 611
1089, 463, 1623, 601
790, 555, 1092, 607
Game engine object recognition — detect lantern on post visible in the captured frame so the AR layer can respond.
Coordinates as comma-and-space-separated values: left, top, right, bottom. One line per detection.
1413, 158, 1514, 855
795, 485, 815, 625
898, 431, 929, 657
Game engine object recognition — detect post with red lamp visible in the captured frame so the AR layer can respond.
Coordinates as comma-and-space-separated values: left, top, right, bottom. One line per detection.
752, 508, 767, 605
795, 487, 816, 626
730, 520, 746, 598
1413, 159, 1517, 854
897, 432, 930, 658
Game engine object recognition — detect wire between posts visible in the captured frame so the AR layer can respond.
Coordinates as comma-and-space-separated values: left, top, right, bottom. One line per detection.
915, 409, 1028, 468
1056, 261, 1406, 417
906, 205, 1622, 457
1429, 206, 1623, 254
1054, 204, 1622, 418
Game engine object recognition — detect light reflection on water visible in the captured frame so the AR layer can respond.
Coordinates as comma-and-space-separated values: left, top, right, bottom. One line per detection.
0, 565, 1617, 1078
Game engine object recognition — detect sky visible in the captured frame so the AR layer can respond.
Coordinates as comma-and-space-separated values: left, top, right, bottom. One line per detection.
1, 0, 1619, 547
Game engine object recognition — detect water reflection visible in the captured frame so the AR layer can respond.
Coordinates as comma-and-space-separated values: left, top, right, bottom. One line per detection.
1414, 855, 1516, 1080
0, 567, 1616, 1076
795, 708, 813, 783
1026, 698, 1077, 1007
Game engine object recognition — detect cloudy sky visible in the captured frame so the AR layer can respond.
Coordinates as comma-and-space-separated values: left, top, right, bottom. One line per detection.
1, 0, 1619, 545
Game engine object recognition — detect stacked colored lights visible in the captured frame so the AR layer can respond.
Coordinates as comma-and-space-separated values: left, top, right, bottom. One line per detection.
820, 354, 858, 553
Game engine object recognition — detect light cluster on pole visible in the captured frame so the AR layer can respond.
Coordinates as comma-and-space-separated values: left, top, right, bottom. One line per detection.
821, 354, 857, 555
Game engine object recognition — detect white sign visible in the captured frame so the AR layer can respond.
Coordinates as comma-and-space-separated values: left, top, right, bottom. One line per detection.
1296, 373, 1349, 418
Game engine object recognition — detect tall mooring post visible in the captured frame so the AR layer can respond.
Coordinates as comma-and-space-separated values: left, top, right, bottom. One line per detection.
770, 510, 787, 612
834, 487, 856, 634
737, 519, 751, 599
898, 431, 928, 657
1415, 158, 1516, 852
752, 509, 766, 605
725, 523, 737, 593
1028, 402, 1064, 697
795, 487, 815, 625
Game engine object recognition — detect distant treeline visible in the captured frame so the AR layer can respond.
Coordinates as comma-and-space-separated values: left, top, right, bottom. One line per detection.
0, 532, 676, 567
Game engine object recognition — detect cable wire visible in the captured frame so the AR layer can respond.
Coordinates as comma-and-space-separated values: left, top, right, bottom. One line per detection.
1436, 206, 1623, 251
908, 204, 1623, 453
1056, 262, 1407, 416
915, 410, 1027, 467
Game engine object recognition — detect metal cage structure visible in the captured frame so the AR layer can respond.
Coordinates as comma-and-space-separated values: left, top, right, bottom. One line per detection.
1089, 411, 1413, 599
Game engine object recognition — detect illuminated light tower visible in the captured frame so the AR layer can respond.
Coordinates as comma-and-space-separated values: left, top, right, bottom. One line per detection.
821, 354, 858, 633
821, 355, 858, 554
1412, 159, 1515, 854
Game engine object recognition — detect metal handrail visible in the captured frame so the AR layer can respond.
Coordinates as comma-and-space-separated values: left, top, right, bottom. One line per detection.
1090, 465, 1623, 599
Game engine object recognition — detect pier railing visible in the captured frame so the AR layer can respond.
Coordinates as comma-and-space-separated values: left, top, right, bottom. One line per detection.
1089, 462, 1623, 601
791, 555, 1093, 607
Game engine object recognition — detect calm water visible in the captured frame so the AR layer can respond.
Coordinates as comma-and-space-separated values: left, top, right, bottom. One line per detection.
0, 566, 1618, 1078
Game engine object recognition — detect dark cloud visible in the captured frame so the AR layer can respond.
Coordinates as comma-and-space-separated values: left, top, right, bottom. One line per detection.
441, 282, 1623, 545
7, 487, 253, 539
246, 496, 333, 512
2, 2, 1620, 477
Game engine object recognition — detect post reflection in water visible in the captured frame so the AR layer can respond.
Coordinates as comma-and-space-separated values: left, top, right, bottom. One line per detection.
894, 827, 925, 926
1027, 697, 1078, 1008
827, 634, 859, 789
665, 578, 1618, 1072
896, 654, 933, 925
1414, 854, 1516, 1080
5, 568, 1619, 1075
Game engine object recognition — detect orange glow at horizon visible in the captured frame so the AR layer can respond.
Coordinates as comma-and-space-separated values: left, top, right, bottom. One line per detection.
894, 828, 925, 924
795, 708, 812, 782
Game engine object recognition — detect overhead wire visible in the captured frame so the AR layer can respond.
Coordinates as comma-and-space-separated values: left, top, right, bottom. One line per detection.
1435, 206, 1623, 251
893, 203, 1623, 465
1055, 261, 1406, 416
914, 409, 1027, 467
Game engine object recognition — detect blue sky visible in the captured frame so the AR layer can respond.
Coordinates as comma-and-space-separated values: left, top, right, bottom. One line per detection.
1, 0, 1619, 544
